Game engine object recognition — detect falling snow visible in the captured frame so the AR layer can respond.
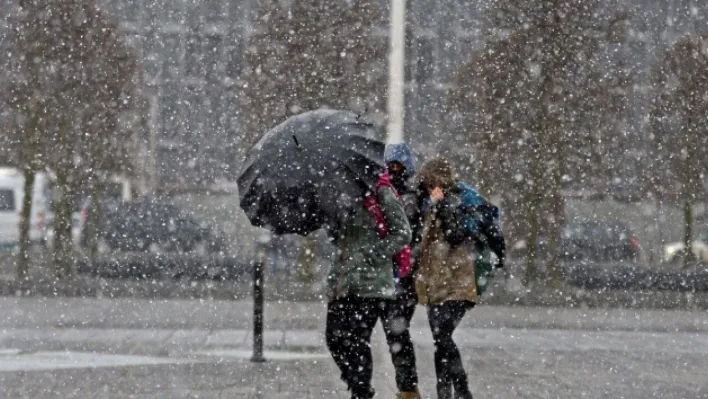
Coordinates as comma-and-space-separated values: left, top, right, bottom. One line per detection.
0, 0, 707, 397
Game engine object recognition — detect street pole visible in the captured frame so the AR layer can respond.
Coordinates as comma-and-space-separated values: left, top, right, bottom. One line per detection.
251, 233, 270, 363
387, 0, 406, 145
251, 259, 265, 363
147, 94, 161, 193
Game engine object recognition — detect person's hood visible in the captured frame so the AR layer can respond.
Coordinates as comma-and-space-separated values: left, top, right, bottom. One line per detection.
418, 157, 456, 190
384, 143, 416, 175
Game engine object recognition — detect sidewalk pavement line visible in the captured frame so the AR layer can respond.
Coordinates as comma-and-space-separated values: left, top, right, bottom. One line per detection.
0, 350, 192, 372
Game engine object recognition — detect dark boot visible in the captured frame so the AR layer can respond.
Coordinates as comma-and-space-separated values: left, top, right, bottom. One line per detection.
454, 388, 474, 399
351, 386, 375, 399
437, 382, 453, 399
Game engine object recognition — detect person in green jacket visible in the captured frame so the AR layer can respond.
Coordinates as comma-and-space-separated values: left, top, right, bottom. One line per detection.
325, 175, 412, 399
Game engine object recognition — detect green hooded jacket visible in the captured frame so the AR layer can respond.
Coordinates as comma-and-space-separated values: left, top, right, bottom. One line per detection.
327, 186, 412, 300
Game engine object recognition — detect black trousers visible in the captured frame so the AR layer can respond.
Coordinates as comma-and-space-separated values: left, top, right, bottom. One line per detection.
326, 296, 386, 398
427, 301, 474, 399
380, 278, 418, 392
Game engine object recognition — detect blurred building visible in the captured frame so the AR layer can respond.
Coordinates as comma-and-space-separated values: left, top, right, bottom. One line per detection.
2, 0, 706, 192
94, 0, 257, 191
402, 0, 488, 158
95, 0, 487, 190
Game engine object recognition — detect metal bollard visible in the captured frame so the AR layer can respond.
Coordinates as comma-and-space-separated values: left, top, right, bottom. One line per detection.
251, 259, 265, 363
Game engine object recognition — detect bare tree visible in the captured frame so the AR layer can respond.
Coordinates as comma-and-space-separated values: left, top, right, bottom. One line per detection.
74, 23, 139, 262
446, 0, 631, 287
241, 0, 388, 149
650, 34, 708, 269
1, 2, 56, 279
3, 0, 139, 277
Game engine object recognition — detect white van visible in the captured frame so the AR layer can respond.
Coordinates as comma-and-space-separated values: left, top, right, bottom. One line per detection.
0, 167, 50, 248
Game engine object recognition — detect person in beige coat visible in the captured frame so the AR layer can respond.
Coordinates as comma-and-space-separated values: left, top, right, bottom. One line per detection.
415, 158, 476, 399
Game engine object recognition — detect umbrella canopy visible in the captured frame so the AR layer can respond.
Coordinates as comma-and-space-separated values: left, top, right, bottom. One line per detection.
238, 109, 385, 235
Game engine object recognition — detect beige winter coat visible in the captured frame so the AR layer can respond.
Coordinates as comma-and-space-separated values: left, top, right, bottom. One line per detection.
415, 204, 478, 305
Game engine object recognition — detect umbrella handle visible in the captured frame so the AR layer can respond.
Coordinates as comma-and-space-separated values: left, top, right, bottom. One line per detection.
356, 106, 368, 120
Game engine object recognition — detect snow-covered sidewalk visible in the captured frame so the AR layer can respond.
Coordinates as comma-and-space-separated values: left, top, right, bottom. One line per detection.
0, 297, 707, 398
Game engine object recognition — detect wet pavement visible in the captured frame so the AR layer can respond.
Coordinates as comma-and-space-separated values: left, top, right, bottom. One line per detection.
0, 297, 707, 398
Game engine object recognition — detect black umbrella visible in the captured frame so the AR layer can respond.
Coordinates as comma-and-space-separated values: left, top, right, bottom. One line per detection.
238, 109, 386, 235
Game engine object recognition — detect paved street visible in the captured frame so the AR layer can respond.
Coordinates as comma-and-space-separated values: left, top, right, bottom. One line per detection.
0, 297, 707, 398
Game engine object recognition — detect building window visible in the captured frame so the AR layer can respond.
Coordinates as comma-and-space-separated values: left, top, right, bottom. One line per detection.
157, 147, 183, 185
160, 94, 180, 140
450, 36, 479, 75
230, 0, 248, 26
437, 39, 457, 79
410, 0, 437, 30
185, 0, 203, 27
144, 54, 161, 82
119, 0, 140, 23
207, 89, 225, 133
695, 4, 708, 33
226, 38, 243, 79
144, 0, 160, 27
143, 33, 162, 82
163, 0, 184, 24
184, 86, 204, 140
405, 27, 415, 83
204, 0, 225, 22
124, 34, 143, 57
161, 34, 182, 82
185, 34, 205, 78
204, 34, 223, 81
414, 36, 435, 84
144, 0, 181, 24
456, 1, 484, 33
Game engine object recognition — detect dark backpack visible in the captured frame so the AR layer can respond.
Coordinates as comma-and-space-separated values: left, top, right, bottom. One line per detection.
456, 182, 506, 295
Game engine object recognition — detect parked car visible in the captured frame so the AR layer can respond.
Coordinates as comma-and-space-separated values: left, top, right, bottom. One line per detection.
561, 221, 640, 262
80, 199, 227, 255
45, 175, 134, 249
663, 231, 708, 263
510, 220, 640, 262
76, 198, 242, 279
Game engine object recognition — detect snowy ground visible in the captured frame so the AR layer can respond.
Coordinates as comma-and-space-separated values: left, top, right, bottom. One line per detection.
0, 298, 707, 398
